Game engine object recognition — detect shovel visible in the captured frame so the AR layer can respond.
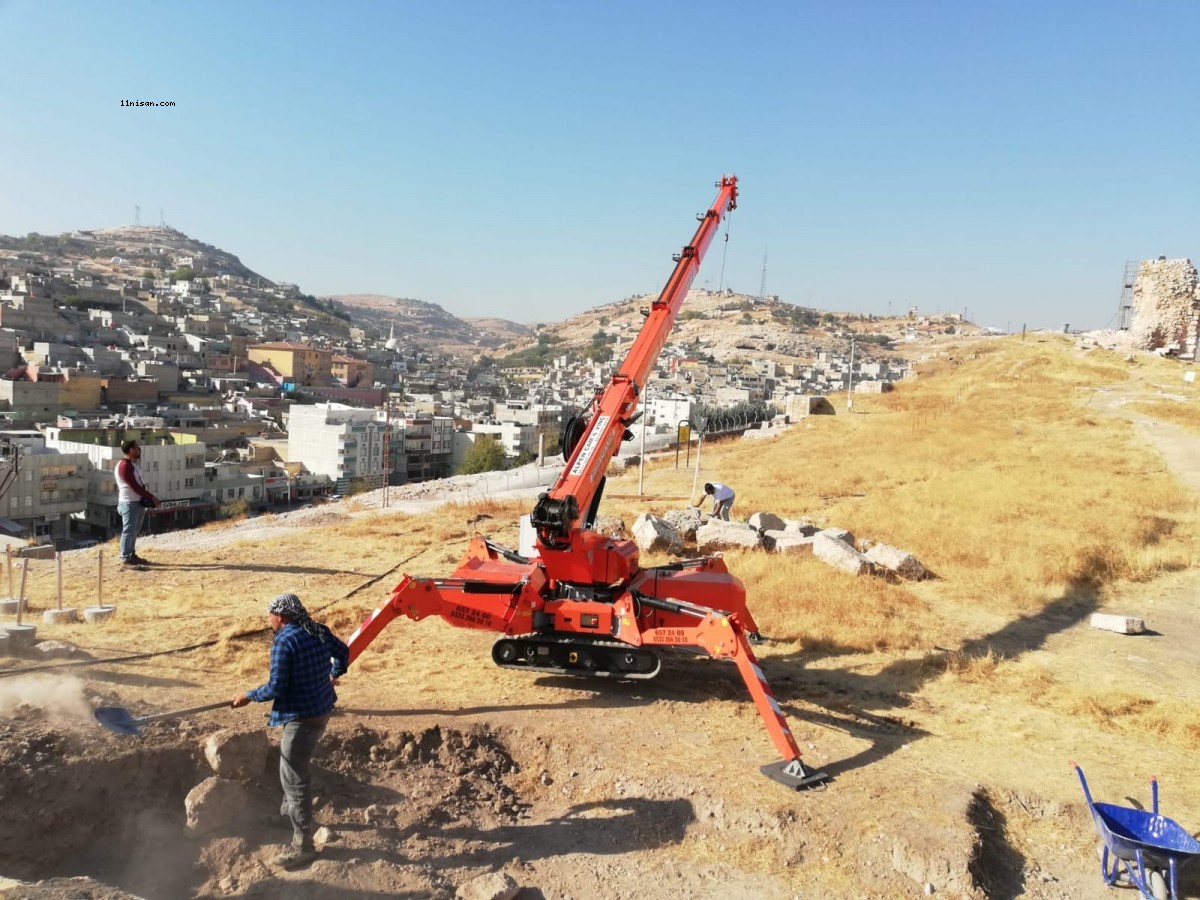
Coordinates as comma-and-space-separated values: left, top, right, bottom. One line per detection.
94, 700, 231, 736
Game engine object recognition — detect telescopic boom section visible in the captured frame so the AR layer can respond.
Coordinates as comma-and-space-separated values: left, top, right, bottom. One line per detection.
531, 176, 738, 549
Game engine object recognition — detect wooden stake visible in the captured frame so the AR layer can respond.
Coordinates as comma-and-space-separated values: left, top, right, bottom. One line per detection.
16, 560, 27, 627
56, 552, 63, 611
98, 548, 104, 608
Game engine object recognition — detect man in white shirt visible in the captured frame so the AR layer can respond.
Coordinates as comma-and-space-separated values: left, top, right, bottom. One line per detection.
114, 439, 159, 566
697, 481, 735, 521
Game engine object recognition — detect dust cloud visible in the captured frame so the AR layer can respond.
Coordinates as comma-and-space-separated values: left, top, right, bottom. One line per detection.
0, 674, 91, 722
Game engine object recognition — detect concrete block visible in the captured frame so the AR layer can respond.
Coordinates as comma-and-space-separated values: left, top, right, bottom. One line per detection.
1089, 613, 1145, 635
43, 608, 79, 625
3, 624, 37, 650
0, 597, 26, 615
83, 606, 117, 624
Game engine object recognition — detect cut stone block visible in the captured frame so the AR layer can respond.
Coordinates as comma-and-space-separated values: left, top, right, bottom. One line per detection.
631, 513, 684, 555
782, 520, 819, 536
1089, 613, 1146, 635
762, 531, 815, 555
817, 527, 856, 547
865, 543, 928, 580
748, 512, 786, 533
696, 520, 762, 554
812, 533, 870, 576
661, 507, 703, 541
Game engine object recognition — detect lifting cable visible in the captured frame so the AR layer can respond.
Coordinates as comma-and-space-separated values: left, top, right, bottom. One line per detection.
717, 208, 733, 293
0, 552, 423, 679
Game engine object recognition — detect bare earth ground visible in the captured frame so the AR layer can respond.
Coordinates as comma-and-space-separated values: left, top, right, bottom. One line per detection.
1, 375, 1199, 899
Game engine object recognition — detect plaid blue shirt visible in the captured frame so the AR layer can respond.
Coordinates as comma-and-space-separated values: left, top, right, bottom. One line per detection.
247, 622, 350, 726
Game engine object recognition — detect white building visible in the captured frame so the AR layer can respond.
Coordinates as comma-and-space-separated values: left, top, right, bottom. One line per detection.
286, 404, 391, 485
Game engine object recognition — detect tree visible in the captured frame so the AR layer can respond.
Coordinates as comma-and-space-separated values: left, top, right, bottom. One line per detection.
458, 436, 507, 475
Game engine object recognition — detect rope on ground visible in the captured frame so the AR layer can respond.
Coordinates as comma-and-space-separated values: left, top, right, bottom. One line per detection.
0, 552, 424, 679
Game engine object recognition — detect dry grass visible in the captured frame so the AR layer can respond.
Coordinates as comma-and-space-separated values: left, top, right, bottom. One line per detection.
1131, 398, 1200, 430
610, 336, 1198, 628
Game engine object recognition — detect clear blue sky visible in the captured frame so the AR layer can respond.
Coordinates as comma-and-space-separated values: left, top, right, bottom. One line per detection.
2, 1, 1196, 331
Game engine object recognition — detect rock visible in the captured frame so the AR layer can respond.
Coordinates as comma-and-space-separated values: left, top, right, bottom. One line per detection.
185, 776, 248, 835
32, 639, 81, 660
591, 514, 627, 539
204, 729, 270, 781
661, 506, 703, 541
696, 520, 763, 554
631, 513, 684, 555
762, 531, 814, 555
747, 512, 786, 532
864, 543, 928, 580
812, 532, 870, 576
314, 826, 337, 846
456, 871, 520, 900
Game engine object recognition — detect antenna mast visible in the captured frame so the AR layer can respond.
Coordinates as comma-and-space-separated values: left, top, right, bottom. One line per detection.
759, 249, 768, 298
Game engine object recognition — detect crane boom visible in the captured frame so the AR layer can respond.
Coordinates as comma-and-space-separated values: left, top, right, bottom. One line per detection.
530, 175, 738, 554
347, 176, 831, 792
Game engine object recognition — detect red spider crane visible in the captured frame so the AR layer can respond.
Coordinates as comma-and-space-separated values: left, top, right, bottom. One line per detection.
347, 177, 829, 790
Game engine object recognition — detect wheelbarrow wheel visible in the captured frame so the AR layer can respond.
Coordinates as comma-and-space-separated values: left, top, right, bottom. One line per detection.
1148, 869, 1167, 900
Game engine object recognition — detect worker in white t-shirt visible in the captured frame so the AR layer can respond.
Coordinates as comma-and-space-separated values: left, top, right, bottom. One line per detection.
696, 481, 735, 521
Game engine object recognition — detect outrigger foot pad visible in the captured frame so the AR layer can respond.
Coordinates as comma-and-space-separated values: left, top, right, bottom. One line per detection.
761, 758, 831, 791
747, 632, 767, 645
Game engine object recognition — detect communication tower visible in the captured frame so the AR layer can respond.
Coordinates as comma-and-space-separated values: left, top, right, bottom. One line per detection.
133, 205, 141, 226
1117, 260, 1137, 330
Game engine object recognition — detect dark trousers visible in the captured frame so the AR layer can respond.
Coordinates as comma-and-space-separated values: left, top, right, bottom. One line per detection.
279, 716, 328, 849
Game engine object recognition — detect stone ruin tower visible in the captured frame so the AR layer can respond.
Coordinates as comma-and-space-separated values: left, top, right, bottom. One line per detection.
1130, 258, 1200, 357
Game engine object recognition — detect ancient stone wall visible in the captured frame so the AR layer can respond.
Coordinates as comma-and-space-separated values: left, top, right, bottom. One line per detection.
1130, 258, 1200, 356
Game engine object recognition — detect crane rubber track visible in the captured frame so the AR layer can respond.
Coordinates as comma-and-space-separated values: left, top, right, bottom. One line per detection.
492, 634, 661, 680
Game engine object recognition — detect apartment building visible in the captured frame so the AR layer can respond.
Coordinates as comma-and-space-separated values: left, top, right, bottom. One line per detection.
249, 341, 332, 387
286, 404, 391, 486
0, 432, 89, 543
46, 435, 208, 536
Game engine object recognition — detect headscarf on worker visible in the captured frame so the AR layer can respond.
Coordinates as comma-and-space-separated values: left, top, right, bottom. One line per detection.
267, 591, 326, 642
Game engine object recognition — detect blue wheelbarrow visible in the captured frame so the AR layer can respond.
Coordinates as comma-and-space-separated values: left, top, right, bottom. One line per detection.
1072, 762, 1200, 899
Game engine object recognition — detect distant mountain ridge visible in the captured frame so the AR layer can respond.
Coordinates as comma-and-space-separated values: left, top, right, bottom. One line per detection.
324, 294, 530, 352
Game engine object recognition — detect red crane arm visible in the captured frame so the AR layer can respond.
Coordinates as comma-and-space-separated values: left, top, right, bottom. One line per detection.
530, 176, 738, 549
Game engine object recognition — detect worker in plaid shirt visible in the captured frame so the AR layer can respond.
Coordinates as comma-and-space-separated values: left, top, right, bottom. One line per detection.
232, 591, 350, 869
